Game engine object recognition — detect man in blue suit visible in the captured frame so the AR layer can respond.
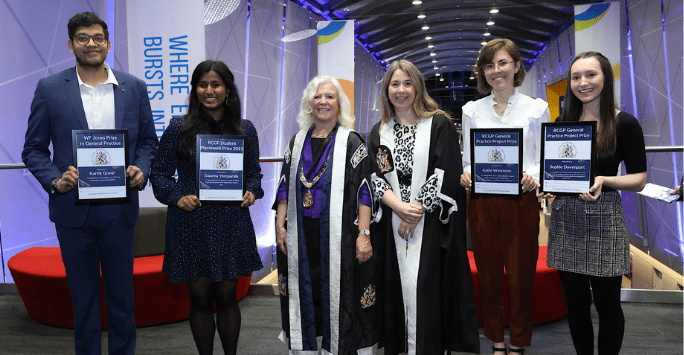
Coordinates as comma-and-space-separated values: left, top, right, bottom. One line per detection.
22, 12, 157, 355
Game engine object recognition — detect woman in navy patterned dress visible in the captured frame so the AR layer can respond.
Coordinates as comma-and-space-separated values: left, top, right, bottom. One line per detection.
150, 60, 263, 355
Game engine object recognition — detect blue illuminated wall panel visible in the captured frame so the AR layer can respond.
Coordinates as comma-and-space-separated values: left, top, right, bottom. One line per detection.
521, 0, 683, 276
623, 0, 683, 274
0, 0, 109, 283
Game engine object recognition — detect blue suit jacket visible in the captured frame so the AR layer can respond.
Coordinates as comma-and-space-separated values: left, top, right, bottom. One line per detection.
22, 67, 158, 228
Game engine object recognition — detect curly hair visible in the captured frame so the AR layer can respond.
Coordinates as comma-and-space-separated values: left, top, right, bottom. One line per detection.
296, 76, 354, 130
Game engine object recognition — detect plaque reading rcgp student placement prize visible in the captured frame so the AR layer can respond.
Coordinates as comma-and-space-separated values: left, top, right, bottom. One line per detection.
196, 135, 246, 204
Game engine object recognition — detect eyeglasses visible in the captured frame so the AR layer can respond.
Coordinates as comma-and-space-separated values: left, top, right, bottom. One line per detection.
483, 60, 512, 73
73, 33, 107, 45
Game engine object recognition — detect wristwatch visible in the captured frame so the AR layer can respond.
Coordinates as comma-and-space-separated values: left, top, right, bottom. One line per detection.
358, 229, 370, 236
51, 177, 62, 193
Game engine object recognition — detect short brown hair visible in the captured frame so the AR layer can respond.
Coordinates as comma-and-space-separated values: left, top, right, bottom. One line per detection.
475, 38, 525, 94
379, 59, 448, 124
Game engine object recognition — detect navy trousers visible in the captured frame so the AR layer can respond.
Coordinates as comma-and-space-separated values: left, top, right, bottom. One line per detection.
55, 204, 136, 355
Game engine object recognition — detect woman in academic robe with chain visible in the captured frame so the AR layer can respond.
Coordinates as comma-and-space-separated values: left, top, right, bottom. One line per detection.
274, 76, 379, 354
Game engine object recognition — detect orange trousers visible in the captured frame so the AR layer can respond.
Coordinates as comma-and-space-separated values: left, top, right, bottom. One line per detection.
468, 192, 539, 347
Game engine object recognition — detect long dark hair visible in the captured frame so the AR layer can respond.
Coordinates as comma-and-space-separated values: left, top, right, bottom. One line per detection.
558, 51, 616, 160
176, 60, 243, 161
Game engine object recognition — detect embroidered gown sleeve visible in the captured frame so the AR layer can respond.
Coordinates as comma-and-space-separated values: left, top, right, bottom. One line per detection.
272, 137, 294, 209
368, 124, 391, 219
415, 173, 440, 213
350, 140, 372, 207
428, 114, 465, 223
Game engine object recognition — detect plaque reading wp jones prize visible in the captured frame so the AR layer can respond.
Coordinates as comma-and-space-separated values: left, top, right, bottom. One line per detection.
540, 121, 596, 195
196, 135, 246, 204
470, 128, 523, 198
72, 130, 130, 204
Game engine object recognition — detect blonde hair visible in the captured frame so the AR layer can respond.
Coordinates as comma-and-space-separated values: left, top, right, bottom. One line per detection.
296, 76, 354, 130
379, 59, 449, 124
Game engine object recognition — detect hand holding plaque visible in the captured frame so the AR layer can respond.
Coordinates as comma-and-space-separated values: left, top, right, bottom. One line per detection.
539, 121, 597, 195
72, 130, 130, 204
196, 134, 246, 204
470, 128, 524, 198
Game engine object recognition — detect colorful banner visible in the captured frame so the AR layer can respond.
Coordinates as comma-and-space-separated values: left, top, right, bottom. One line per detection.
317, 21, 355, 115
574, 2, 620, 106
127, 0, 205, 206
546, 78, 567, 122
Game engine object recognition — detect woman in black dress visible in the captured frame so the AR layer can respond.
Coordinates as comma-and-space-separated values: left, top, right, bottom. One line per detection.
150, 60, 263, 355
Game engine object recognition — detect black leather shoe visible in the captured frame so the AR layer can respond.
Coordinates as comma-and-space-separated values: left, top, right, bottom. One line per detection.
508, 347, 525, 354
492, 345, 508, 354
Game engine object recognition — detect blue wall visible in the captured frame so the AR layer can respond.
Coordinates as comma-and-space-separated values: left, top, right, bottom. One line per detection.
0, 0, 384, 283
519, 0, 683, 275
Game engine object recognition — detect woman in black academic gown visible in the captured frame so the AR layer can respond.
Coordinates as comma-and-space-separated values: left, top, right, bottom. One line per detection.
368, 59, 480, 355
274, 76, 379, 354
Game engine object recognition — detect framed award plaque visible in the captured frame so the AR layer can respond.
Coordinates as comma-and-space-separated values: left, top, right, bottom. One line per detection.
196, 134, 246, 204
540, 121, 597, 195
470, 128, 524, 198
72, 129, 130, 204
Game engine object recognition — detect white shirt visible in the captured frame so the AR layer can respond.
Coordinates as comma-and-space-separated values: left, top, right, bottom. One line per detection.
461, 88, 551, 182
76, 63, 118, 129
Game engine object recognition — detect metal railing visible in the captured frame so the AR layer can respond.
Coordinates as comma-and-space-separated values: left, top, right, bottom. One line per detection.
0, 157, 285, 170
1, 147, 681, 284
1, 146, 680, 170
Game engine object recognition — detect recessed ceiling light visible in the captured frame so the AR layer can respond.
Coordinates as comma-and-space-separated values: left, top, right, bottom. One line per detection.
432, 59, 438, 63
487, 21, 495, 26
425, 35, 432, 40
484, 32, 491, 36
422, 24, 430, 30
417, 14, 426, 19
481, 41, 488, 45
428, 44, 434, 48
430, 51, 436, 56
412, 0, 422, 4
490, 9, 499, 13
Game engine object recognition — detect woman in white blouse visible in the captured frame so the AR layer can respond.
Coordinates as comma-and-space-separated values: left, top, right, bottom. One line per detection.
459, 39, 551, 355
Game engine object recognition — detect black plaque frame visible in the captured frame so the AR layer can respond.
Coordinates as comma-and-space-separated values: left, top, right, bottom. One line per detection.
72, 129, 130, 205
470, 128, 524, 199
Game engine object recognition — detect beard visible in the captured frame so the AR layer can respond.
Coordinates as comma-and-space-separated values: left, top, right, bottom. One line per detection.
75, 50, 107, 70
